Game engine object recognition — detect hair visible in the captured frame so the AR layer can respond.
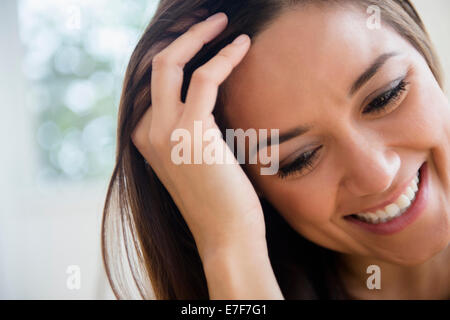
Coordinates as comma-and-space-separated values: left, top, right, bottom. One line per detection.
101, 0, 444, 299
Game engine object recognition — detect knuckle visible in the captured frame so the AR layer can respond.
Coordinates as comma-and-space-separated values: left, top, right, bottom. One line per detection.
192, 68, 216, 84
187, 23, 202, 35
152, 53, 171, 69
215, 53, 234, 73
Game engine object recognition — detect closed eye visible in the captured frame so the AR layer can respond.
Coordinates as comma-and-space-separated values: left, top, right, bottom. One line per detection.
363, 77, 409, 115
278, 146, 322, 179
277, 77, 410, 180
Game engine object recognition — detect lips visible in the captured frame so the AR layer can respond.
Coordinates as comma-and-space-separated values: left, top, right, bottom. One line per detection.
350, 169, 421, 216
349, 171, 420, 223
344, 161, 429, 235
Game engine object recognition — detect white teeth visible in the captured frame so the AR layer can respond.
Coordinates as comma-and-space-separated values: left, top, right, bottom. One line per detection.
410, 179, 418, 192
396, 194, 411, 209
385, 203, 400, 216
353, 169, 420, 224
405, 187, 415, 201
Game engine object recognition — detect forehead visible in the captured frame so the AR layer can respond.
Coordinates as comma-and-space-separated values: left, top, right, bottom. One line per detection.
223, 3, 405, 130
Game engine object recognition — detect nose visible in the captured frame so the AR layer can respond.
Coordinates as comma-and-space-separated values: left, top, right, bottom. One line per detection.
340, 132, 401, 197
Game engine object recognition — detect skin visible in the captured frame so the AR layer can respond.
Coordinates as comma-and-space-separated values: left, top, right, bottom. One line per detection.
223, 3, 450, 299
133, 12, 283, 299
132, 4, 449, 299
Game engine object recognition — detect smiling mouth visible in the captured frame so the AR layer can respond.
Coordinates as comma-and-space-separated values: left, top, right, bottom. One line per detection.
346, 167, 421, 225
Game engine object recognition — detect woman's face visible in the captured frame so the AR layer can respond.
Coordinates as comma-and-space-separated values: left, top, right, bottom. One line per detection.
223, 3, 450, 265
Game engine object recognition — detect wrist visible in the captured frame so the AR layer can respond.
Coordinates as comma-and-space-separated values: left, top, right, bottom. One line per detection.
198, 235, 268, 265
200, 240, 283, 299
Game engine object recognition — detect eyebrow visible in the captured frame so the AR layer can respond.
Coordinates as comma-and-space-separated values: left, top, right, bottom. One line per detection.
349, 51, 399, 96
252, 124, 312, 157
253, 51, 399, 156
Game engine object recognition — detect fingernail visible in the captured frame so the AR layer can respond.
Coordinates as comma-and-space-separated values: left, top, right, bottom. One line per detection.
206, 12, 226, 22
233, 34, 248, 45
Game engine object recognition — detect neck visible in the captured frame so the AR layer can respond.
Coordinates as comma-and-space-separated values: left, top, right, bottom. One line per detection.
336, 245, 450, 300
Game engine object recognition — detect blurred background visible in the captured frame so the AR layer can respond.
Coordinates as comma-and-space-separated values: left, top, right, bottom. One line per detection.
0, 0, 448, 299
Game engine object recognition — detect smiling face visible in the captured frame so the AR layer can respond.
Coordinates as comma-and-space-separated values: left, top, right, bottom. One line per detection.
222, 3, 450, 265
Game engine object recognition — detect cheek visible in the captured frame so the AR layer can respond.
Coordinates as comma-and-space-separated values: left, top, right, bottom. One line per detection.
376, 72, 446, 152
402, 66, 449, 145
414, 69, 450, 188
259, 177, 335, 226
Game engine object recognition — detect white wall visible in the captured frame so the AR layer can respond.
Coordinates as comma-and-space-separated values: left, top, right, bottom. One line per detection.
0, 0, 114, 299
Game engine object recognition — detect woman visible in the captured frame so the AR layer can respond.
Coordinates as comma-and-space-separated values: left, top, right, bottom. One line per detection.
101, 0, 450, 299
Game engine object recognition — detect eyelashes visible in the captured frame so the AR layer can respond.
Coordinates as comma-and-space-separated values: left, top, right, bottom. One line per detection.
278, 146, 322, 179
277, 78, 410, 179
363, 78, 409, 114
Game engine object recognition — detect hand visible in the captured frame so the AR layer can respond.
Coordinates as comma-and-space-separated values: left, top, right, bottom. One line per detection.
131, 12, 266, 260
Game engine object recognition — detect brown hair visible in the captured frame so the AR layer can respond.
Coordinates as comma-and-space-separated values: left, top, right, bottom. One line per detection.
101, 0, 443, 299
